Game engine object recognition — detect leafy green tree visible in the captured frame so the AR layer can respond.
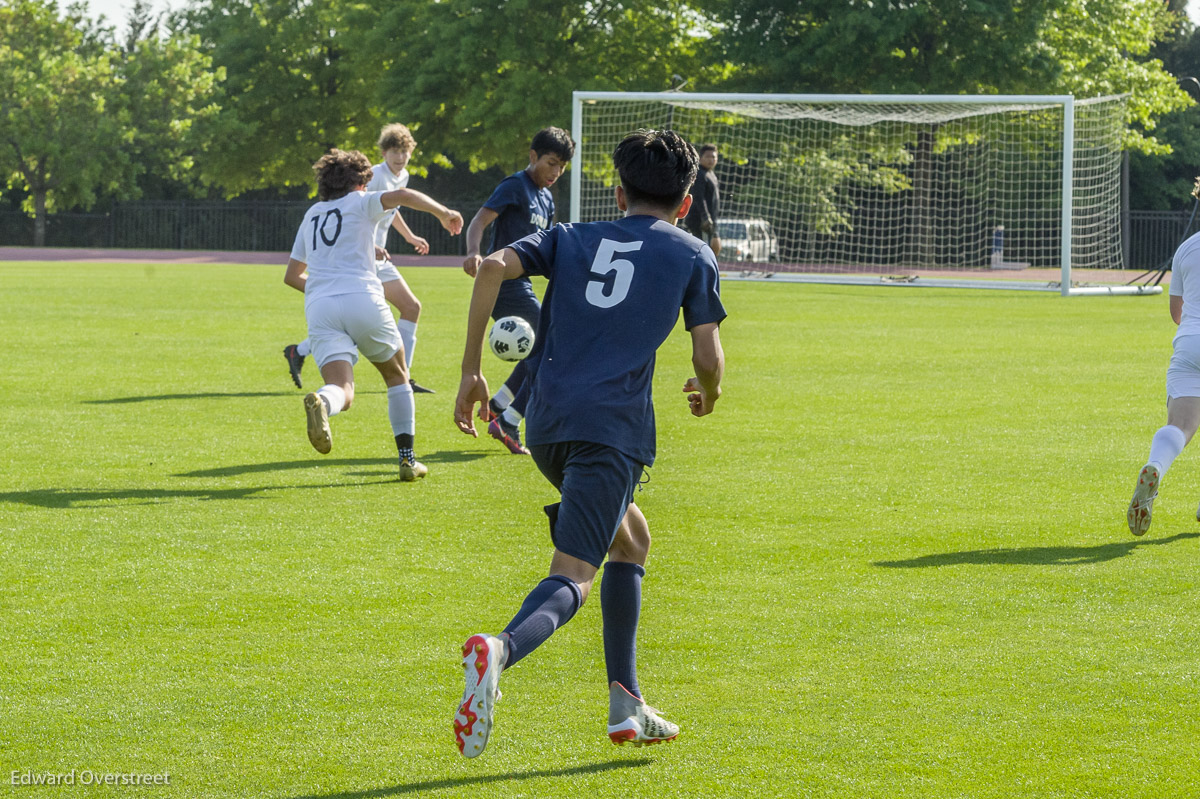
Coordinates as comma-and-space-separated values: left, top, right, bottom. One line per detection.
0, 0, 221, 245
703, 0, 1061, 95
181, 0, 382, 196
365, 0, 723, 172
1129, 4, 1200, 210
119, 2, 224, 199
701, 0, 1190, 153
0, 0, 125, 245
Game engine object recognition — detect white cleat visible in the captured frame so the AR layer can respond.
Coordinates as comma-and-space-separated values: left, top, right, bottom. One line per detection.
454, 634, 506, 758
1127, 463, 1160, 537
607, 681, 679, 746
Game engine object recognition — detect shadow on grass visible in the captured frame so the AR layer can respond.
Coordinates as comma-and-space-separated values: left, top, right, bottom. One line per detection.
0, 480, 397, 509
875, 532, 1200, 568
288, 758, 654, 799
85, 391, 293, 404
177, 450, 487, 479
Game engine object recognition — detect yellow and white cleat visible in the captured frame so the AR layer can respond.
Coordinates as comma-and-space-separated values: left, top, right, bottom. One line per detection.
1127, 463, 1160, 537
304, 392, 331, 454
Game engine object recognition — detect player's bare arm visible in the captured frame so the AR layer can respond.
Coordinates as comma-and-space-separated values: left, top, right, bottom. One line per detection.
284, 257, 307, 293
390, 212, 429, 255
380, 188, 463, 235
462, 206, 500, 276
1172, 294, 1184, 325
684, 322, 724, 417
454, 248, 526, 435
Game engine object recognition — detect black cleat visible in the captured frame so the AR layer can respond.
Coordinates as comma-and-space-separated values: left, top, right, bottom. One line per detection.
409, 378, 436, 394
283, 344, 305, 389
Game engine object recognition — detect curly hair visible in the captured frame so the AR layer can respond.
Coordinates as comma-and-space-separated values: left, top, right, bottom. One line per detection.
378, 123, 416, 154
313, 149, 373, 201
612, 129, 698, 209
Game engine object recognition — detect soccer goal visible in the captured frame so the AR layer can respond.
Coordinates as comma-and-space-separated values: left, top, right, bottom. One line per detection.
570, 92, 1157, 296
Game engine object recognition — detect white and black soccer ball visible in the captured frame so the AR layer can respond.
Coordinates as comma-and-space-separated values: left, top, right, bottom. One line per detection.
488, 316, 535, 362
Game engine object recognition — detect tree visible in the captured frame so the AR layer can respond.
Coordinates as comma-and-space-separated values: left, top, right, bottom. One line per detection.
0, 0, 125, 245
181, 0, 383, 196
0, 0, 221, 245
700, 0, 1190, 153
1128, 3, 1200, 210
364, 0, 723, 172
119, 1, 224, 199
703, 0, 1062, 95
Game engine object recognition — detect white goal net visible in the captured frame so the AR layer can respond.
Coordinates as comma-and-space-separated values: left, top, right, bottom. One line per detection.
571, 92, 1148, 295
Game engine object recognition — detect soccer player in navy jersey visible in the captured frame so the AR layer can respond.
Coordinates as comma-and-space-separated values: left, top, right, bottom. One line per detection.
461, 127, 576, 454
451, 129, 726, 757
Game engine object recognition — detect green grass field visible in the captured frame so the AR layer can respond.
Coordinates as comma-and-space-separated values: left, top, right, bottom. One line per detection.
2, 261, 1197, 798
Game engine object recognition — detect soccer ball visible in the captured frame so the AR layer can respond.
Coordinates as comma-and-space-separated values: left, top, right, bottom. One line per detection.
489, 316, 535, 361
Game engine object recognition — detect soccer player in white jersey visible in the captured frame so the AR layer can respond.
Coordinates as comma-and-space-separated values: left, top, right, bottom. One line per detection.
284, 149, 462, 480
1128, 178, 1200, 535
285, 124, 447, 394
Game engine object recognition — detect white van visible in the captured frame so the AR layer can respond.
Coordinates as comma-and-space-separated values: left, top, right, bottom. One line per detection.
716, 218, 778, 263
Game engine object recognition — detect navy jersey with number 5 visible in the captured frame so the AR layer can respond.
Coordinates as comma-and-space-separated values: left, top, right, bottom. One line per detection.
506, 215, 727, 466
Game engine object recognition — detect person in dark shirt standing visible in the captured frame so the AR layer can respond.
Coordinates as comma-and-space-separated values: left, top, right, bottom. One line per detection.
452, 129, 726, 758
684, 143, 721, 257
461, 127, 576, 455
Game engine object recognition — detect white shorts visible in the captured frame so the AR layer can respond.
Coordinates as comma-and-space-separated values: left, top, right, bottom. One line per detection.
305, 292, 401, 368
1167, 335, 1200, 399
376, 259, 401, 284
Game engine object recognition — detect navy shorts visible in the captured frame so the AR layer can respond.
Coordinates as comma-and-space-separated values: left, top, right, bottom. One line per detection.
529, 441, 645, 568
492, 278, 540, 327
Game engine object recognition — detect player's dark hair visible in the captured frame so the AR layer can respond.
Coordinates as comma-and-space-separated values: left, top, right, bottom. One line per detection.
698, 143, 718, 157
531, 127, 576, 161
313, 149, 373, 201
613, 129, 698, 209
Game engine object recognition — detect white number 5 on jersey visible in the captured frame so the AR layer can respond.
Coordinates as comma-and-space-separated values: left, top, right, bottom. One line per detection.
586, 239, 642, 308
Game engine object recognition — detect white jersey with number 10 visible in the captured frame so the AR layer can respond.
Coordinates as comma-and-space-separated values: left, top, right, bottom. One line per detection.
290, 190, 390, 307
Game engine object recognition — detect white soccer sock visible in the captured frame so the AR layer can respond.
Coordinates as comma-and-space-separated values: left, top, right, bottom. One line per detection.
317, 384, 346, 417
296, 339, 312, 357
501, 406, 523, 426
387, 382, 415, 436
396, 319, 417, 369
1147, 424, 1188, 475
492, 385, 515, 411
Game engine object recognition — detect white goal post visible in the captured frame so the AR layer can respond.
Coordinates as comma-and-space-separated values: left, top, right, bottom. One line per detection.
570, 92, 1158, 296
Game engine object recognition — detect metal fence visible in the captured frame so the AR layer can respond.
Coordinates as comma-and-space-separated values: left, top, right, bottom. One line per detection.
1127, 209, 1198, 272
1, 202, 1196, 268
0, 198, 488, 256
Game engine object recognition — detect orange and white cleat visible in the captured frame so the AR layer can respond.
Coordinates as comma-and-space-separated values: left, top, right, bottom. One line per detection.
454, 634, 506, 758
607, 681, 679, 747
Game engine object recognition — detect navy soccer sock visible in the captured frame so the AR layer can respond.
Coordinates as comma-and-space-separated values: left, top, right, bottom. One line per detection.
601, 561, 645, 699
502, 575, 583, 668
